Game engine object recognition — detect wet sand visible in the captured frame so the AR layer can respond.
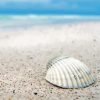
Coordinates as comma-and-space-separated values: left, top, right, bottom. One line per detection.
0, 22, 100, 100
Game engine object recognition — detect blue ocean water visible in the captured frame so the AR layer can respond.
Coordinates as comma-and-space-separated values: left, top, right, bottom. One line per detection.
0, 14, 100, 29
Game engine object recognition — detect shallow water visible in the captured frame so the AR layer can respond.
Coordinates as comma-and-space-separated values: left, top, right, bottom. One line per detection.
0, 15, 100, 29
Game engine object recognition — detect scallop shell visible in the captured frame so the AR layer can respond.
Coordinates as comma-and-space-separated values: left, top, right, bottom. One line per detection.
45, 56, 96, 88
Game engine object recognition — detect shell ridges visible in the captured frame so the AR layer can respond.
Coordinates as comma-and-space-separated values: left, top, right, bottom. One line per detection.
45, 56, 96, 88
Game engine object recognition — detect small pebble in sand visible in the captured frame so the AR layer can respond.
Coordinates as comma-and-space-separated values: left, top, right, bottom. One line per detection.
13, 90, 15, 94
34, 92, 38, 95
76, 97, 79, 99
50, 91, 52, 93
92, 96, 94, 98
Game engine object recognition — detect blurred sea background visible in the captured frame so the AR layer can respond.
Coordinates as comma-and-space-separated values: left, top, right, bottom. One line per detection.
0, 0, 100, 29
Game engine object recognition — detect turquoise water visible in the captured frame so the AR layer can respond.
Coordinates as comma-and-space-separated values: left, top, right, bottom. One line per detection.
0, 1, 100, 15
0, 15, 100, 29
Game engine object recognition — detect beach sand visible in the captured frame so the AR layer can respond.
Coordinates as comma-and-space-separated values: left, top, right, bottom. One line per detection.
0, 22, 100, 100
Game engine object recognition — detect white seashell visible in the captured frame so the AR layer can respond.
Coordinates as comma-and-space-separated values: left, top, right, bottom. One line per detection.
45, 56, 96, 88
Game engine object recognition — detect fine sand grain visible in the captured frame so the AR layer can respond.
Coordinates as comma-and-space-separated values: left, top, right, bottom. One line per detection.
0, 22, 100, 100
